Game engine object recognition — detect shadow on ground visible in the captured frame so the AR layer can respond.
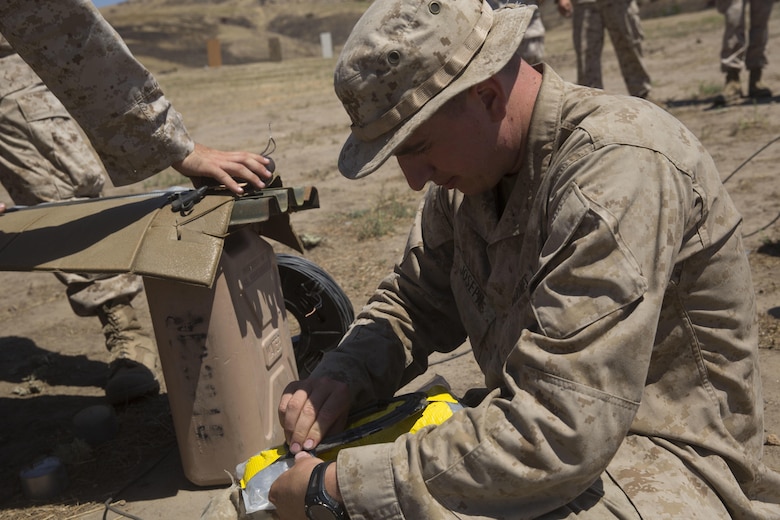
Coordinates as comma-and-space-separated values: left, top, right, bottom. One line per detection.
0, 338, 185, 512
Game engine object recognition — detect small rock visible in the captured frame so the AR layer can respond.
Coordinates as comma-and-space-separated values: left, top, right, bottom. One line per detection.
299, 233, 323, 249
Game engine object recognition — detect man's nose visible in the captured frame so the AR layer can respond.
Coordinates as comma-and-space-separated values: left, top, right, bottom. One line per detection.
397, 158, 432, 192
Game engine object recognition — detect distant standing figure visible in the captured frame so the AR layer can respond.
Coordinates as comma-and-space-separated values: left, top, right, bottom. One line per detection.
557, 0, 652, 98
714, 0, 773, 106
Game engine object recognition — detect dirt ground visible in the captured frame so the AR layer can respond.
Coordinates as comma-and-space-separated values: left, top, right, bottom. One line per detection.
1, 2, 780, 519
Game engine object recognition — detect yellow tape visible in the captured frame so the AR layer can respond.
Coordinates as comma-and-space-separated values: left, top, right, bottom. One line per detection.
239, 446, 287, 488
239, 386, 461, 488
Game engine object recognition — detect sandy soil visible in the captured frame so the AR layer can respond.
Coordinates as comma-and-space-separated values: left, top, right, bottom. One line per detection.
1, 3, 779, 519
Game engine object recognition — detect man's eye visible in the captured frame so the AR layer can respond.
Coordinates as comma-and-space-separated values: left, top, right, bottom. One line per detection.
411, 143, 430, 156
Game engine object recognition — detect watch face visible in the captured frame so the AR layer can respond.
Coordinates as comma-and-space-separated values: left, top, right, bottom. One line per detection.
306, 503, 338, 520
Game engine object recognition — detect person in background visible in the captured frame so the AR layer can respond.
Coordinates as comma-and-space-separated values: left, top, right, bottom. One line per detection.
556, 0, 652, 98
270, 0, 780, 518
0, 0, 275, 402
713, 0, 773, 106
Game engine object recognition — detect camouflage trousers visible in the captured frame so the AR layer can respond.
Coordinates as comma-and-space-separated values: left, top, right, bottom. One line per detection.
572, 0, 651, 97
537, 435, 736, 519
0, 80, 105, 205
716, 0, 774, 73
1, 80, 144, 317
56, 272, 144, 317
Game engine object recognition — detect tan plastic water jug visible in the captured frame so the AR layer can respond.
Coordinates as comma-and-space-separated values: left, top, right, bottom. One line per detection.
143, 225, 298, 486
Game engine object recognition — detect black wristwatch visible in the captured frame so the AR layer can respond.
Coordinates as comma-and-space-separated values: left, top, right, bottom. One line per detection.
304, 461, 347, 520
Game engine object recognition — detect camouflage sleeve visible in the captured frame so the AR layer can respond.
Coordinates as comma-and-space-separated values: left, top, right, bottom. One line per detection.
0, 0, 194, 186
333, 142, 705, 517
310, 187, 468, 408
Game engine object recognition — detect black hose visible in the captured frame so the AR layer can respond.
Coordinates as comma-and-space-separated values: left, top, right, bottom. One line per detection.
276, 254, 355, 378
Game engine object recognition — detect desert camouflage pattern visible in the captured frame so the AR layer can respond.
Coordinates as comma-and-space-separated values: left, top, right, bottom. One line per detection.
520, 7, 546, 66
0, 33, 147, 316
0, 0, 193, 186
313, 66, 780, 518
0, 36, 105, 205
488, 0, 546, 65
717, 0, 774, 72
56, 272, 144, 317
572, 0, 651, 97
335, 0, 535, 179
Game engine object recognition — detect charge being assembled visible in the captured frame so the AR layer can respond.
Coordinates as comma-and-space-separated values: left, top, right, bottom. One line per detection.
270, 0, 780, 518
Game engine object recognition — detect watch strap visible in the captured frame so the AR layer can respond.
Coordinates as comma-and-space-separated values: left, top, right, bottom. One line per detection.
305, 461, 347, 519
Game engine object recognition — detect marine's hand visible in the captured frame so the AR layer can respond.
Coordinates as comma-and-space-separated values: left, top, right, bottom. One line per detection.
269, 452, 329, 520
557, 0, 573, 17
0, 202, 5, 214
278, 377, 350, 453
172, 142, 274, 196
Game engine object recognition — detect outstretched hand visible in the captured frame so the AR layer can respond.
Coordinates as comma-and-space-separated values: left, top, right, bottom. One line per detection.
172, 142, 275, 196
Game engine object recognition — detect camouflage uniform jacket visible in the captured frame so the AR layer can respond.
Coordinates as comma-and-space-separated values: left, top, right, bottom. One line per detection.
0, 35, 39, 97
313, 66, 780, 518
0, 0, 193, 185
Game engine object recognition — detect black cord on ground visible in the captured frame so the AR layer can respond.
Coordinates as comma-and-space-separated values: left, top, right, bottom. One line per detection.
720, 134, 780, 238
745, 211, 780, 238
102, 497, 145, 520
723, 134, 780, 184
101, 442, 177, 520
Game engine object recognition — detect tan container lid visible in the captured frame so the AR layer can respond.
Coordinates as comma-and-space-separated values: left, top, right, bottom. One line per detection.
0, 181, 318, 287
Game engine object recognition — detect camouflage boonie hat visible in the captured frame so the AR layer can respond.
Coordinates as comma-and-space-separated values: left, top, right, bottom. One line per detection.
335, 0, 535, 179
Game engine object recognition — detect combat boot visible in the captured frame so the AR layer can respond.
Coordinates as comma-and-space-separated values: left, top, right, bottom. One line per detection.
749, 68, 772, 98
98, 298, 160, 405
714, 70, 742, 107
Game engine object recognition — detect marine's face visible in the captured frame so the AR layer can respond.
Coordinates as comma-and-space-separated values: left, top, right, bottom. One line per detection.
393, 91, 507, 196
